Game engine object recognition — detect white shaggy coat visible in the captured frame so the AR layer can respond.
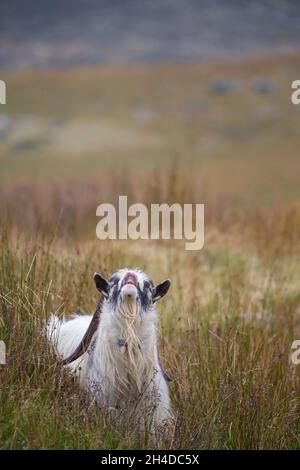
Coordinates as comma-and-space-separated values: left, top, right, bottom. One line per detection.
47, 270, 171, 429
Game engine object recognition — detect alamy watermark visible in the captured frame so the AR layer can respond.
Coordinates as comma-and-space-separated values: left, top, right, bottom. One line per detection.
96, 196, 204, 251
0, 340, 6, 365
291, 80, 300, 105
0, 79, 6, 104
290, 340, 300, 365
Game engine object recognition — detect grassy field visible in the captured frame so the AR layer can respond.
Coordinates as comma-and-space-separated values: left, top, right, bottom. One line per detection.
1, 52, 300, 449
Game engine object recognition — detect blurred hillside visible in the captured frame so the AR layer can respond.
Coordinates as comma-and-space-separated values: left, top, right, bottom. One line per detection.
1, 0, 300, 69
1, 0, 300, 209
1, 52, 300, 207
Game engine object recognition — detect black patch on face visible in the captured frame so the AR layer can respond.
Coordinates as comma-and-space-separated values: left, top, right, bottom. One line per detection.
107, 273, 121, 309
138, 278, 154, 311
108, 273, 120, 286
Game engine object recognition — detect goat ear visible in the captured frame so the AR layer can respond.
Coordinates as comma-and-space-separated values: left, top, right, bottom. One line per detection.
93, 273, 109, 298
153, 279, 171, 303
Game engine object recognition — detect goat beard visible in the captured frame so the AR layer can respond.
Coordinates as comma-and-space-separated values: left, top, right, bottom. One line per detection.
114, 300, 156, 396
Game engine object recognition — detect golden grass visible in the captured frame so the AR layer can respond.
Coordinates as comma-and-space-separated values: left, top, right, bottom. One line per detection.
1, 165, 300, 449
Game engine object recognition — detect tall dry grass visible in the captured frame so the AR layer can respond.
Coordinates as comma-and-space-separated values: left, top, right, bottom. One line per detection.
1, 166, 300, 449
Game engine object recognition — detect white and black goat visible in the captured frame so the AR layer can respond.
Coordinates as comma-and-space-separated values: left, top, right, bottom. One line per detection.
47, 268, 172, 429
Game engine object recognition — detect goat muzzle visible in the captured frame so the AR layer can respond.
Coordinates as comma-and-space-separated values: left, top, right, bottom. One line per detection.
121, 272, 138, 287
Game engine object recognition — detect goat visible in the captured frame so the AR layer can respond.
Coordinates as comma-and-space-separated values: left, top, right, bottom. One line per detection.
47, 268, 172, 430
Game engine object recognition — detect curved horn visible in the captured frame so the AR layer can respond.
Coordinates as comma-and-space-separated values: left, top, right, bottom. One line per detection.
60, 305, 101, 366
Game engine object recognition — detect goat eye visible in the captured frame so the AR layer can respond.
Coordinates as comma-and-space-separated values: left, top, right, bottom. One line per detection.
144, 281, 153, 293
109, 277, 119, 288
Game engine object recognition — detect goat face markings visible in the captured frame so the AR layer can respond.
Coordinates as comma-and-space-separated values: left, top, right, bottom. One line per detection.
94, 269, 171, 317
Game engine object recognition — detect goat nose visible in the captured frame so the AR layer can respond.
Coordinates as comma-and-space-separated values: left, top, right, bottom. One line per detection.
122, 272, 138, 287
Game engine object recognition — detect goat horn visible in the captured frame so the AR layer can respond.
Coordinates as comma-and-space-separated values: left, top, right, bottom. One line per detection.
60, 306, 101, 366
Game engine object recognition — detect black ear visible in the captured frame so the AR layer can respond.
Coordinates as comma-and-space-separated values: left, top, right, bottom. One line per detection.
93, 273, 109, 298
153, 279, 171, 303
